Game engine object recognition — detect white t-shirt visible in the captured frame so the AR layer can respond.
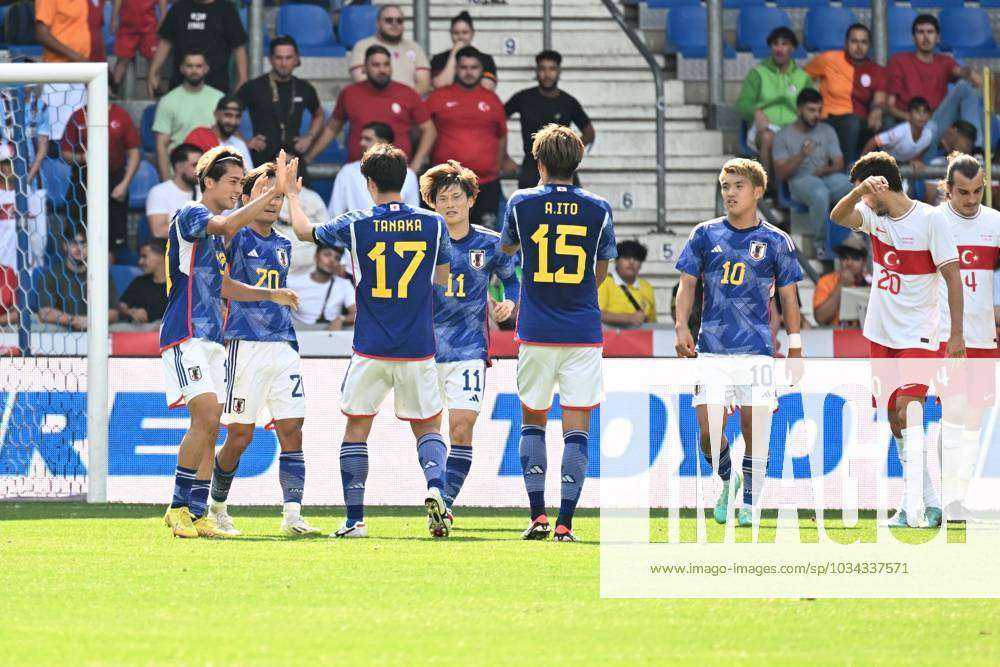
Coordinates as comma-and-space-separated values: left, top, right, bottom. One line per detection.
287, 271, 355, 325
875, 121, 936, 163
938, 202, 1000, 349
327, 160, 420, 218
146, 180, 195, 220
0, 189, 15, 268
858, 200, 958, 350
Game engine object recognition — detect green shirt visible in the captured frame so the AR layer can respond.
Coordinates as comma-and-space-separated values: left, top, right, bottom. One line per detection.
152, 84, 224, 147
735, 58, 814, 128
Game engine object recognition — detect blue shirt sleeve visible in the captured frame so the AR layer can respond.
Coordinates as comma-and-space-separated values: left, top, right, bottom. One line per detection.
500, 198, 520, 247
493, 248, 520, 303
596, 204, 617, 261
774, 234, 803, 287
675, 227, 704, 277
436, 217, 452, 265
313, 213, 353, 249
176, 203, 212, 242
34, 99, 51, 137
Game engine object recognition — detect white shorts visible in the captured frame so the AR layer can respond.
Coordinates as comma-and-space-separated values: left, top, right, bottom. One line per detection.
341, 354, 443, 421
745, 123, 781, 154
517, 344, 603, 413
161, 338, 227, 408
438, 359, 486, 413
223, 340, 306, 426
692, 353, 775, 409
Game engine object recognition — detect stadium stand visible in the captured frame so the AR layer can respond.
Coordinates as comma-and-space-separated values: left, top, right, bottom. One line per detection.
737, 8, 806, 58
804, 7, 858, 53
667, 6, 736, 58
276, 4, 345, 57
939, 7, 1000, 58
339, 3, 380, 49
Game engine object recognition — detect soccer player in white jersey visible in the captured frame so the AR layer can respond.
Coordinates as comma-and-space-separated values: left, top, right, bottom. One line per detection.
831, 151, 965, 528
936, 153, 1000, 521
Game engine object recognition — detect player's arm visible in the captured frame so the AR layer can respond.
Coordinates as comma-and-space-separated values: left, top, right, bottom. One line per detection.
777, 283, 803, 358
940, 260, 966, 357
221, 274, 299, 309
492, 256, 520, 322
595, 260, 609, 288
434, 263, 450, 287
208, 151, 296, 238
673, 273, 698, 358
830, 176, 889, 230
304, 117, 343, 164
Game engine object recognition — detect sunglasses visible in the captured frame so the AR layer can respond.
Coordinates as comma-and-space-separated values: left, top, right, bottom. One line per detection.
382, 16, 404, 24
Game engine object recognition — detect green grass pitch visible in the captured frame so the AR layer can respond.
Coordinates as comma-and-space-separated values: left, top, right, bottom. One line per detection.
2, 503, 999, 666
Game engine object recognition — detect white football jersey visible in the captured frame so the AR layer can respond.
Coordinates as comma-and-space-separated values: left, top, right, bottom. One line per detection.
938, 202, 1000, 349
857, 200, 958, 350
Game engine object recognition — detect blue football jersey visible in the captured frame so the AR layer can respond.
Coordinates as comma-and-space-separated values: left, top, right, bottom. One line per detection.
223, 226, 297, 345
500, 184, 617, 345
434, 224, 520, 363
314, 202, 451, 360
675, 217, 802, 356
159, 202, 227, 350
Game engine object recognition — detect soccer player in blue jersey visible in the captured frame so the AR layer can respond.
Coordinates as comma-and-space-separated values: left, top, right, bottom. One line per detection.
500, 124, 617, 542
287, 143, 453, 538
161, 146, 299, 539
674, 158, 804, 529
205, 161, 321, 537
420, 161, 520, 534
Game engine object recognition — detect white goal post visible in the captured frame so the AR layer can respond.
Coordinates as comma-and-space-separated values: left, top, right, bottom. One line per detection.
0, 63, 109, 502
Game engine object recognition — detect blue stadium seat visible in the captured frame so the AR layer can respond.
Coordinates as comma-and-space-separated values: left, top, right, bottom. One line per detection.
805, 7, 857, 53
277, 5, 345, 57
140, 105, 157, 154
888, 7, 918, 55
240, 109, 253, 139
775, 0, 829, 7
667, 6, 736, 58
4, 1, 42, 59
723, 0, 766, 7
315, 138, 348, 165
940, 7, 1000, 58
910, 0, 964, 7
978, 0, 1000, 7
40, 158, 72, 211
838, 0, 876, 7
128, 161, 160, 211
338, 4, 378, 50
737, 8, 801, 59
643, 0, 699, 6
110, 265, 143, 296
310, 178, 334, 204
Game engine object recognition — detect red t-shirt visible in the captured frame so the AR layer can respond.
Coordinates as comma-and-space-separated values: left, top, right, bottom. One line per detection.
61, 104, 141, 176
184, 127, 221, 154
120, 0, 158, 33
426, 84, 507, 184
851, 59, 887, 117
332, 81, 430, 161
887, 52, 958, 112
87, 0, 105, 62
0, 266, 17, 315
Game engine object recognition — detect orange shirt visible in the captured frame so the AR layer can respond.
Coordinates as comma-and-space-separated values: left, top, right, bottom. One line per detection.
35, 0, 91, 63
813, 272, 841, 326
804, 50, 886, 118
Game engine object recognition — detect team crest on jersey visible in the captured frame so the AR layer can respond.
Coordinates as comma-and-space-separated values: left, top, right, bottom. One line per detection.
470, 249, 486, 270
232, 398, 245, 414
188, 366, 202, 382
748, 241, 767, 261
276, 248, 289, 268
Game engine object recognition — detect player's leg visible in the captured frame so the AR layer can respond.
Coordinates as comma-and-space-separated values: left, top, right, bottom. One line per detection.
188, 342, 230, 537
695, 401, 740, 524
444, 409, 476, 510
737, 402, 773, 530
756, 128, 776, 182
209, 422, 253, 536
517, 345, 559, 539
891, 394, 937, 528
440, 360, 486, 517
273, 418, 321, 536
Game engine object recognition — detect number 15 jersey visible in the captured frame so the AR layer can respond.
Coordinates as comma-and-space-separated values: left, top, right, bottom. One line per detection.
500, 184, 617, 345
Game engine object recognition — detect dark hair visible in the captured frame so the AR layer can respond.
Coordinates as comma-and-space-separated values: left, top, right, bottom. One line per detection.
455, 45, 484, 66
845, 23, 871, 42
365, 45, 391, 62
361, 143, 408, 194
907, 96, 930, 113
142, 238, 168, 256
363, 121, 395, 144
180, 49, 208, 65
796, 88, 823, 107
419, 160, 480, 205
64, 224, 86, 244
241, 162, 277, 197
535, 49, 562, 66
767, 26, 798, 48
616, 240, 648, 263
269, 35, 299, 55
169, 142, 202, 167
952, 120, 978, 146
215, 94, 243, 112
850, 151, 904, 192
912, 14, 939, 35
451, 11, 473, 30
946, 152, 983, 188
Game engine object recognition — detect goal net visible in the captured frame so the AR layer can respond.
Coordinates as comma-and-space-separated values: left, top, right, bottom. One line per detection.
0, 64, 109, 501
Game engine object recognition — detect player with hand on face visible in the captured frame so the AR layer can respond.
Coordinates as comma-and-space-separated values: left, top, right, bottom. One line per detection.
420, 160, 519, 535
675, 158, 804, 529
160, 146, 300, 539
207, 155, 321, 538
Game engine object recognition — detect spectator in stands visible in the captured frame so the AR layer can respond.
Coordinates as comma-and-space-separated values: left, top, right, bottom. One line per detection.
812, 234, 870, 328
431, 11, 498, 92
86, 0, 106, 63
349, 4, 431, 94
0, 264, 17, 327
504, 50, 595, 190
327, 121, 419, 218
287, 246, 356, 330
146, 143, 202, 239
887, 14, 985, 155
237, 36, 324, 178
183, 95, 254, 170
111, 0, 167, 97
862, 97, 934, 169
34, 0, 91, 63
61, 102, 141, 256
804, 23, 887, 165
37, 227, 119, 332
148, 0, 248, 96
427, 48, 508, 228
599, 240, 657, 328
306, 46, 435, 171
923, 121, 978, 204
152, 51, 224, 180
117, 239, 169, 325
773, 88, 852, 258
0, 161, 16, 274
736, 27, 813, 184
1, 85, 51, 269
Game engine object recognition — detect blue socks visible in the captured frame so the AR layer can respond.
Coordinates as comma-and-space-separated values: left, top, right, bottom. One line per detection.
210, 457, 237, 504
557, 430, 589, 530
189, 480, 210, 518
278, 450, 306, 504
444, 445, 473, 509
743, 456, 766, 507
519, 425, 547, 520
709, 439, 732, 482
340, 442, 368, 524
417, 433, 448, 491
170, 465, 196, 509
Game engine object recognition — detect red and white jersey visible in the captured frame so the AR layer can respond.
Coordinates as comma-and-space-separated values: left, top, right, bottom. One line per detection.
857, 200, 958, 350
938, 202, 1000, 349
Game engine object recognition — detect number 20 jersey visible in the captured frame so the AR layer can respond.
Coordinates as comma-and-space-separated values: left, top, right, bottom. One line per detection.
500, 184, 617, 345
223, 226, 297, 344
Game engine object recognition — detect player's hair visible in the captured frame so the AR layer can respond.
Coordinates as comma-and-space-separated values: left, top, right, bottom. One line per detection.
141, 238, 168, 256
196, 145, 244, 190
796, 88, 823, 107
767, 26, 798, 48
215, 95, 243, 112
241, 162, 277, 197
420, 160, 480, 205
63, 223, 86, 244
363, 121, 395, 143
361, 143, 408, 193
945, 152, 983, 188
849, 151, 903, 192
451, 10, 474, 30
907, 96, 930, 114
616, 240, 648, 263
269, 35, 299, 55
719, 158, 768, 192
535, 49, 562, 66
365, 45, 391, 62
455, 45, 484, 67
180, 49, 208, 65
912, 13, 939, 35
845, 23, 870, 42
169, 143, 202, 167
531, 124, 584, 180
952, 120, 978, 147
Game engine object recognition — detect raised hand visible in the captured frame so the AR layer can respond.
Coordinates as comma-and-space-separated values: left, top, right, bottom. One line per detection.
270, 288, 300, 311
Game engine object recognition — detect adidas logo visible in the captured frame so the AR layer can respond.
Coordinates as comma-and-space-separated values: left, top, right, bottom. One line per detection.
470, 395, 480, 402
526, 465, 545, 474
247, 248, 259, 257
711, 245, 723, 253
562, 474, 576, 483
347, 482, 365, 489
423, 460, 439, 469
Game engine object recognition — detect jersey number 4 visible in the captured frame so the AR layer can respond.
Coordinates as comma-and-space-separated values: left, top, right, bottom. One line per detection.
368, 241, 427, 298
530, 224, 587, 284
